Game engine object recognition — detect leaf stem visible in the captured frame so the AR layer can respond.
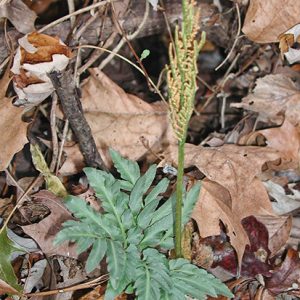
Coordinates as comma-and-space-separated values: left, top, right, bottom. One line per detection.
175, 139, 185, 257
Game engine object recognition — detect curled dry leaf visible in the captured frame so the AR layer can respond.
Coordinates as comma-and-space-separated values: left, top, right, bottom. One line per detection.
21, 190, 77, 258
11, 32, 72, 106
242, 0, 300, 43
0, 0, 36, 34
264, 180, 300, 215
59, 69, 176, 175
256, 215, 292, 257
279, 23, 300, 64
239, 120, 300, 170
231, 74, 300, 126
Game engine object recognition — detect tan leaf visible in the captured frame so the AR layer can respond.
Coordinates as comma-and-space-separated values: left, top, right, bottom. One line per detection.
21, 190, 77, 258
0, 98, 28, 171
231, 74, 300, 126
256, 215, 292, 257
242, 0, 300, 43
60, 69, 175, 174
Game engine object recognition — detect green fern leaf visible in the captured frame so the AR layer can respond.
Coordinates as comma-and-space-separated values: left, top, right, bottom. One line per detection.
144, 177, 169, 205
134, 249, 172, 300
62, 196, 118, 238
129, 164, 157, 215
106, 240, 126, 290
109, 148, 140, 189
86, 238, 107, 273
182, 182, 201, 226
168, 258, 233, 299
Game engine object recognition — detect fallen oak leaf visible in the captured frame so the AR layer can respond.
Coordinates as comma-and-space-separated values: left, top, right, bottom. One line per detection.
164, 143, 280, 266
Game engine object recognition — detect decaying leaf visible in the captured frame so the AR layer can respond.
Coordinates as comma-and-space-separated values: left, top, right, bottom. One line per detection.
30, 144, 67, 197
231, 74, 300, 126
11, 32, 72, 106
0, 0, 36, 34
21, 190, 77, 257
242, 0, 300, 43
265, 248, 300, 295
59, 69, 175, 175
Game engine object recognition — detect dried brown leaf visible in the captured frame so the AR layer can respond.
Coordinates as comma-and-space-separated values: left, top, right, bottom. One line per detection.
239, 120, 300, 169
21, 190, 77, 258
231, 74, 300, 126
60, 69, 175, 174
0, 98, 28, 171
242, 0, 300, 43
165, 143, 280, 265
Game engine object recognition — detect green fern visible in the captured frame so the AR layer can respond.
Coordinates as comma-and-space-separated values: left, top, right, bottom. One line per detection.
55, 149, 233, 299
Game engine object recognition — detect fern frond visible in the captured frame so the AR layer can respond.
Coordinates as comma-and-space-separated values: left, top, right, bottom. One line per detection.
109, 148, 140, 190
168, 259, 234, 299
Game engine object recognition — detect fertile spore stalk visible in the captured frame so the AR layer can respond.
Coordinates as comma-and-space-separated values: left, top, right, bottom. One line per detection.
167, 0, 205, 257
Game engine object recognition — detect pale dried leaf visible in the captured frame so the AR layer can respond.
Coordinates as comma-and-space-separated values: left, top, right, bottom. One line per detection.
231, 74, 300, 126
242, 0, 300, 43
0, 0, 36, 34
22, 190, 77, 258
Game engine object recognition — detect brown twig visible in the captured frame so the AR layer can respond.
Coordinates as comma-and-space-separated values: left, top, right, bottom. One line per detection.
50, 93, 59, 172
47, 69, 108, 171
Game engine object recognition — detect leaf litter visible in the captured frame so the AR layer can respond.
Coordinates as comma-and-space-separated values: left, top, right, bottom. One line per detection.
0, 0, 300, 299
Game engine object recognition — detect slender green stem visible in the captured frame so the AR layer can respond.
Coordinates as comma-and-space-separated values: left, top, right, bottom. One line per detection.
175, 139, 185, 257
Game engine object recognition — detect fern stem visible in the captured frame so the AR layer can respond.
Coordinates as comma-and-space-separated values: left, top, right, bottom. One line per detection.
175, 139, 185, 257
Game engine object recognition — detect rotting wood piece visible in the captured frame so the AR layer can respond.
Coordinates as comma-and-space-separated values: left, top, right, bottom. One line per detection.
0, 1, 229, 67
48, 69, 108, 172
